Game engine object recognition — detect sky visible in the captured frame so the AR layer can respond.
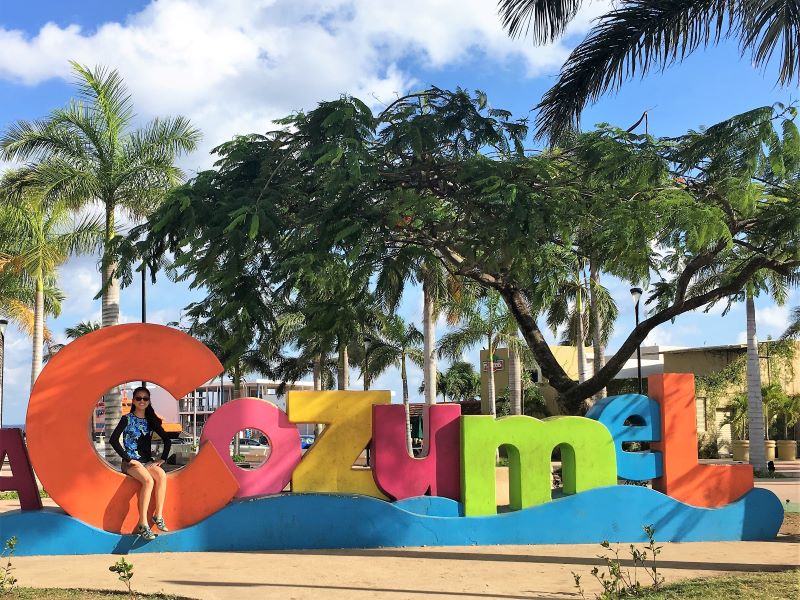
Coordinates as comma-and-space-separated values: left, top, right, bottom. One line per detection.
1, 0, 798, 425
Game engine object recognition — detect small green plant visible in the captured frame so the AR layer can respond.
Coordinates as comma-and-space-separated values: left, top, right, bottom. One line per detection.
0, 537, 18, 594
232, 454, 246, 463
571, 525, 663, 599
0, 489, 49, 500
109, 557, 136, 600
697, 433, 719, 459
754, 469, 787, 479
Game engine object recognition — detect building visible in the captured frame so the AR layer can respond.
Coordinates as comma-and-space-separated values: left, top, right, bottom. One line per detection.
93, 378, 316, 443
478, 342, 799, 454
178, 378, 315, 442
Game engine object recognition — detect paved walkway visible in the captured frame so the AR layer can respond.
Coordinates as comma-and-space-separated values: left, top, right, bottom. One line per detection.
4, 464, 799, 598
12, 538, 799, 599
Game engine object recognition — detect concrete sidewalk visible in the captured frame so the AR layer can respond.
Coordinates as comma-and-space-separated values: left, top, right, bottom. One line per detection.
12, 538, 799, 600
4, 468, 799, 598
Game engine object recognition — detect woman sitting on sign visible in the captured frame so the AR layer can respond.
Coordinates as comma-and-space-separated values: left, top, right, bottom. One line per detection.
109, 386, 171, 540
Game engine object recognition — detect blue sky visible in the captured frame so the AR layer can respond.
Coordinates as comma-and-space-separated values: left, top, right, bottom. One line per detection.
1, 0, 797, 425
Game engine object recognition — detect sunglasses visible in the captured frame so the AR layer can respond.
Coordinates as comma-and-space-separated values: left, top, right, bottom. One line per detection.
133, 396, 151, 402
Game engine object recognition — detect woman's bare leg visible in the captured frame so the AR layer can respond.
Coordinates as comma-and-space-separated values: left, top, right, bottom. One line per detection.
147, 464, 167, 518
125, 463, 154, 527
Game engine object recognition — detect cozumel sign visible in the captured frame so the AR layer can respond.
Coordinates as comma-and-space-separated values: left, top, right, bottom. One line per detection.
0, 324, 785, 556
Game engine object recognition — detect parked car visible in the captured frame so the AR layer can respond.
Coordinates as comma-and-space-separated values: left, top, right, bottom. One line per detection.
235, 438, 265, 448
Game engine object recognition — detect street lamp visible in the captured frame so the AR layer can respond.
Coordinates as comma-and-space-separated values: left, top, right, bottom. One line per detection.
630, 288, 643, 394
0, 319, 7, 428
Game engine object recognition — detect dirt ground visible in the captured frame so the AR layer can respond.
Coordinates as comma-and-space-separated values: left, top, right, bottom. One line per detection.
780, 512, 799, 535
4, 470, 798, 599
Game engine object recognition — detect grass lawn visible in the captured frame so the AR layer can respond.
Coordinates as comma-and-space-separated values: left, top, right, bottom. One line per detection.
634, 569, 800, 599
13, 590, 195, 599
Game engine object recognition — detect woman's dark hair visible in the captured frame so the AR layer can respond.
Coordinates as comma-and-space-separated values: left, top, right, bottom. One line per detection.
129, 385, 163, 428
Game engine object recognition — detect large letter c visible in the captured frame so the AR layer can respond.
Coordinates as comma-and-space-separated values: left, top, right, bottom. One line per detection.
26, 324, 239, 533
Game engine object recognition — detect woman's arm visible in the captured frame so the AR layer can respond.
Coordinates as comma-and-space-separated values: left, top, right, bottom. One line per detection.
153, 423, 172, 460
108, 415, 132, 462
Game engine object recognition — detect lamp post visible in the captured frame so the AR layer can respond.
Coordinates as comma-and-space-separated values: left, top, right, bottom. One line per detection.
630, 288, 643, 394
0, 319, 7, 428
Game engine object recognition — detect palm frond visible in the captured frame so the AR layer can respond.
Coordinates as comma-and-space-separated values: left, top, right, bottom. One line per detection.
534, 0, 733, 141
739, 0, 800, 86
497, 0, 583, 44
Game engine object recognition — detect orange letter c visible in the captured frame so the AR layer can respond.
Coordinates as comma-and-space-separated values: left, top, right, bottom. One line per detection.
26, 323, 239, 533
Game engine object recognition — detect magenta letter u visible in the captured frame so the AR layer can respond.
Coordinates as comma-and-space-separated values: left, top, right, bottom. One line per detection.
372, 404, 461, 501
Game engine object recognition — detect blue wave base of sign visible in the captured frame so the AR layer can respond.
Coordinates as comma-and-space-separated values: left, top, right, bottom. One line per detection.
1, 485, 783, 556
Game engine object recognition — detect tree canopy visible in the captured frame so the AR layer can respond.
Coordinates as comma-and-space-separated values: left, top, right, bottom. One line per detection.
117, 87, 800, 414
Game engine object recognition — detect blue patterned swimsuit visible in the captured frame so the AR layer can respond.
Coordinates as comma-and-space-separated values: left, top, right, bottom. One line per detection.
109, 413, 171, 468
122, 414, 150, 461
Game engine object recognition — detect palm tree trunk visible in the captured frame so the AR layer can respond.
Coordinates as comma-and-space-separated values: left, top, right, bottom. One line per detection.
313, 354, 322, 391
487, 336, 497, 417
423, 281, 437, 405
508, 334, 522, 415
575, 285, 587, 384
401, 353, 413, 455
233, 365, 241, 457
746, 290, 766, 471
337, 342, 349, 390
589, 260, 606, 400
313, 354, 324, 437
102, 204, 122, 466
30, 275, 44, 389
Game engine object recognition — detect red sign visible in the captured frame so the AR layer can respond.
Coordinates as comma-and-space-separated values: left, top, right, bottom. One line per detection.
482, 359, 504, 372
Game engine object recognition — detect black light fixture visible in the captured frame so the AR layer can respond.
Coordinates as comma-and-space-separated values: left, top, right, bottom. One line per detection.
0, 319, 7, 428
630, 288, 644, 394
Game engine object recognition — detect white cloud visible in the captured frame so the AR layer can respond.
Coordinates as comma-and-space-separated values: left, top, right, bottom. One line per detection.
756, 304, 790, 337
0, 0, 611, 165
0, 0, 621, 422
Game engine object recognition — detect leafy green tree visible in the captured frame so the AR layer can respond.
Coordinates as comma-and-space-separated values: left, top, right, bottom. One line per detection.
498, 0, 800, 140
686, 103, 799, 469
118, 87, 799, 415
1, 62, 199, 464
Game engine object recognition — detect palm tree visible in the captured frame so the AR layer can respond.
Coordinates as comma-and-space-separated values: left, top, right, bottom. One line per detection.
1, 63, 200, 464
44, 320, 101, 361
440, 361, 481, 403
498, 1, 800, 140
741, 276, 791, 470
376, 249, 460, 406
437, 290, 522, 417
360, 315, 424, 453
0, 182, 102, 387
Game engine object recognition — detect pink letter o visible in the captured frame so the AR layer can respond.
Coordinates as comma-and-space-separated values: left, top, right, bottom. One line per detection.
200, 397, 301, 497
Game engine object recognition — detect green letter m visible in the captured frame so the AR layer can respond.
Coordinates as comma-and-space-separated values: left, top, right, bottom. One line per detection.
460, 415, 616, 516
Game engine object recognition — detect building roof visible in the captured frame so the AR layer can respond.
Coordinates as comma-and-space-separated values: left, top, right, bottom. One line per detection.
660, 344, 747, 354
